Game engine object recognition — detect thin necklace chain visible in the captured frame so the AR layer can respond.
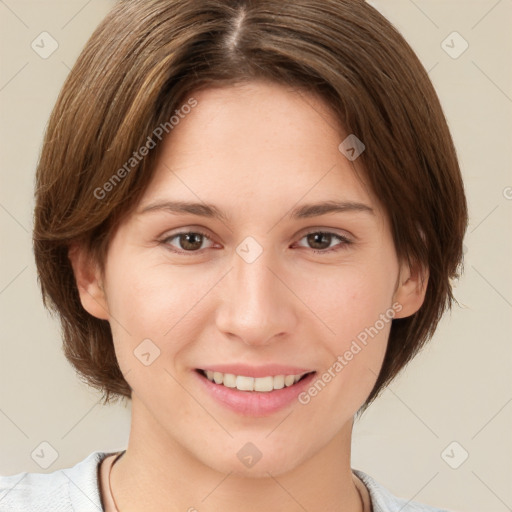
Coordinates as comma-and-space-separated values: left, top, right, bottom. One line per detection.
108, 452, 124, 512
108, 453, 368, 512
354, 475, 370, 512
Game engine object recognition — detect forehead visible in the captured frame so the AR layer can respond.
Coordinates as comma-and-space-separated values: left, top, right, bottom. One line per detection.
139, 81, 382, 221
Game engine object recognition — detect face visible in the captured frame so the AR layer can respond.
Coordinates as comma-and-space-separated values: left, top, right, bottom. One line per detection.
73, 80, 425, 477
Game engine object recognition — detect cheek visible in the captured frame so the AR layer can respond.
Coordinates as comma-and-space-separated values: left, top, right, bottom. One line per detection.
103, 263, 204, 400
296, 267, 394, 414
296, 255, 397, 399
303, 261, 396, 341
106, 258, 198, 326
104, 259, 220, 368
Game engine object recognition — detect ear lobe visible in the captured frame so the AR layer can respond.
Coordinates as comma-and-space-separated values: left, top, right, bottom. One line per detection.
392, 262, 429, 319
68, 243, 110, 320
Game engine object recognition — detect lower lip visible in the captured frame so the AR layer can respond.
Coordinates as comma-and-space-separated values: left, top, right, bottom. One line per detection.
194, 370, 317, 417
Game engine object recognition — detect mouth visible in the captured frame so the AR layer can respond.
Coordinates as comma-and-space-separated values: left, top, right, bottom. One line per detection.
194, 368, 318, 416
195, 368, 316, 393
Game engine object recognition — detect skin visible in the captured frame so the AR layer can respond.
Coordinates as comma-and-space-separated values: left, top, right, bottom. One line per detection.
70, 80, 428, 512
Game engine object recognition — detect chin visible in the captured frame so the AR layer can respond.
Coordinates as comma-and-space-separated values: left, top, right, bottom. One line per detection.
226, 459, 295, 479
203, 446, 304, 479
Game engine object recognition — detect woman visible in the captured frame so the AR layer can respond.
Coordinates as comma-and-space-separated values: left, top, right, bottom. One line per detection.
0, 0, 467, 510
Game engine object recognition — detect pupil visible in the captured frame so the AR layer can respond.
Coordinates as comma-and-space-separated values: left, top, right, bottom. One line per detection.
181, 233, 202, 250
308, 232, 330, 250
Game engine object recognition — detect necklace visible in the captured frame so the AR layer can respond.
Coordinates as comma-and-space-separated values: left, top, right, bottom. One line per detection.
353, 473, 371, 512
108, 451, 125, 512
108, 453, 368, 512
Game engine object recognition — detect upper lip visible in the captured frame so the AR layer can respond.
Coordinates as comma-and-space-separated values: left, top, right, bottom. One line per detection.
198, 364, 315, 378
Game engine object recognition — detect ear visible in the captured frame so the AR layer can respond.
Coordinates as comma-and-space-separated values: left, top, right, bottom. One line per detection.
392, 260, 429, 319
68, 243, 110, 320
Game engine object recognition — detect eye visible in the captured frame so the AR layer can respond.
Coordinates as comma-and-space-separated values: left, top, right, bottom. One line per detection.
160, 229, 352, 255
295, 231, 352, 254
162, 230, 214, 253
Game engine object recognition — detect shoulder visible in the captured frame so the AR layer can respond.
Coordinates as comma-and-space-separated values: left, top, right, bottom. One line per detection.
353, 469, 453, 512
0, 451, 113, 512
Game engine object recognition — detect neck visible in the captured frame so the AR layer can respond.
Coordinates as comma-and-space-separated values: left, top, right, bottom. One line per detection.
110, 395, 364, 512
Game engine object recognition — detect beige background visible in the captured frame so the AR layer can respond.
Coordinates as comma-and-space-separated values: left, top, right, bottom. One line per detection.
0, 1, 511, 511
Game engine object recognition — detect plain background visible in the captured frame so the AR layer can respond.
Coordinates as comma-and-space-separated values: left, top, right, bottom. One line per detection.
0, 1, 511, 511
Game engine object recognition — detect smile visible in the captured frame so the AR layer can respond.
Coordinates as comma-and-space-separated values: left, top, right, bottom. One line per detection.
194, 366, 318, 416
197, 369, 313, 392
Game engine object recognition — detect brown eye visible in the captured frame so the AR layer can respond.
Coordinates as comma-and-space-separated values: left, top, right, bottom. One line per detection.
306, 232, 334, 250
163, 231, 213, 253
296, 231, 352, 254
177, 233, 204, 251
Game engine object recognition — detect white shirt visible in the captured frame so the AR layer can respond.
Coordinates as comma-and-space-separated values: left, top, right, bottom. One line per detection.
0, 451, 452, 511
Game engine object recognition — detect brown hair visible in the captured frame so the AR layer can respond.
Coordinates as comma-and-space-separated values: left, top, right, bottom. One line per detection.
33, 0, 468, 410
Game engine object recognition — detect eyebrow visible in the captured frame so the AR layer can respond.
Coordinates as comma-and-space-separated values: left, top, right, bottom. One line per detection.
138, 199, 374, 222
138, 201, 230, 223
290, 200, 374, 218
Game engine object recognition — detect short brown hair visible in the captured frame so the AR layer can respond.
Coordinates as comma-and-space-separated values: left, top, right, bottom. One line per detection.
33, 0, 468, 410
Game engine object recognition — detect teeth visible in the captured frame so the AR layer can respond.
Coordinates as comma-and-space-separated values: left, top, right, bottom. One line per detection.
285, 375, 295, 387
203, 370, 310, 392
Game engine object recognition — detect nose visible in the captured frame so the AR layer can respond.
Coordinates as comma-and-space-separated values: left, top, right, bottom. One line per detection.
215, 245, 299, 347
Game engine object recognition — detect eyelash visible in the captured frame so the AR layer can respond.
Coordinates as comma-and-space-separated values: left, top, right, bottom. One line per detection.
160, 229, 353, 256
